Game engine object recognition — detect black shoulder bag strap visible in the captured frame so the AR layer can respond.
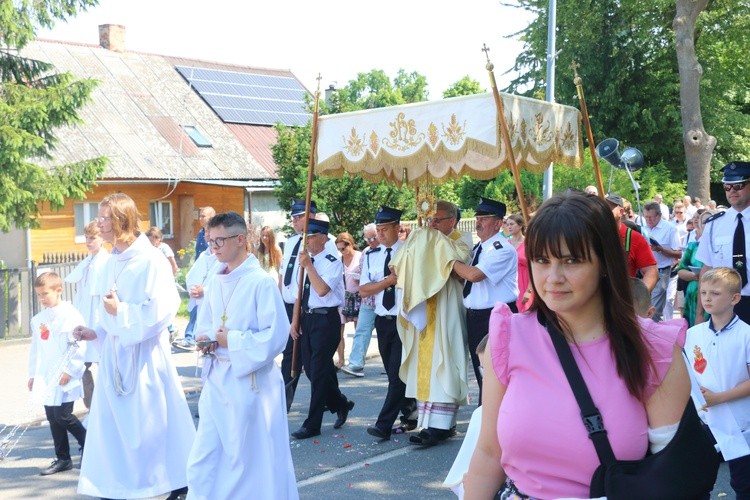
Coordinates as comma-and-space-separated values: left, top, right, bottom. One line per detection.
545, 318, 618, 467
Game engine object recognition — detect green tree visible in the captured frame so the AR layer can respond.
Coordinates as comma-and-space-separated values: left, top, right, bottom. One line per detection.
0, 0, 107, 231
443, 76, 485, 99
273, 69, 427, 242
505, 0, 750, 196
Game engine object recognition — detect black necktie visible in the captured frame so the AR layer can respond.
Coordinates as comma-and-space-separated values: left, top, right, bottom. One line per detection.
301, 257, 314, 309
383, 248, 395, 310
283, 238, 302, 286
463, 243, 482, 298
735, 214, 747, 287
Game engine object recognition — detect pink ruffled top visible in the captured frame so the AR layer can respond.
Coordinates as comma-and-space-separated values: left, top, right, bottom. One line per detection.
489, 304, 686, 499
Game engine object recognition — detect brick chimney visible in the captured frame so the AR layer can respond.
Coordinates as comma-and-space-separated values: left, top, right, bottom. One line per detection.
98, 24, 125, 52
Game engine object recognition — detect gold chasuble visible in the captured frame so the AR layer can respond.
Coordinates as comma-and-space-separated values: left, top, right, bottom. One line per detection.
392, 227, 471, 405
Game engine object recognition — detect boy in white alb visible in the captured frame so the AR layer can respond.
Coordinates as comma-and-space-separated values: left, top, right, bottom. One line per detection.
186, 212, 298, 499
685, 267, 750, 498
65, 220, 109, 409
28, 272, 87, 476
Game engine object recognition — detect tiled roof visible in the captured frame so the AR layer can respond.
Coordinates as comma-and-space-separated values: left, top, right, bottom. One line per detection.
23, 39, 278, 180
225, 124, 279, 178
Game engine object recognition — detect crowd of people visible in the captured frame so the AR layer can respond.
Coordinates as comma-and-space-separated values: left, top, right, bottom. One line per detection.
25, 160, 750, 499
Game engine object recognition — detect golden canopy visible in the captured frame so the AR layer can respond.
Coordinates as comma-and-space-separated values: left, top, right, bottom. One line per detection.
314, 92, 584, 186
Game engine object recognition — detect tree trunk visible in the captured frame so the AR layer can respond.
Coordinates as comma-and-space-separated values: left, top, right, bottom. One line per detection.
674, 0, 715, 201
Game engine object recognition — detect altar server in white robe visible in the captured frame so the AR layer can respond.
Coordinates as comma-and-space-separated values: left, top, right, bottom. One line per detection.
74, 193, 195, 500
187, 211, 298, 500
65, 220, 110, 409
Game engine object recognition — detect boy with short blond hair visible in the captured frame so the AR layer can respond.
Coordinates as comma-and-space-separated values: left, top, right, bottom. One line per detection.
28, 272, 87, 476
630, 277, 656, 319
685, 267, 750, 497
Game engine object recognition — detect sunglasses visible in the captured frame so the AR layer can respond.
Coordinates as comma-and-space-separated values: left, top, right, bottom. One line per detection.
398, 229, 407, 233
724, 182, 747, 192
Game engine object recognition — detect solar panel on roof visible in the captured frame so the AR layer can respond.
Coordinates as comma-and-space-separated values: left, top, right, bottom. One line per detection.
176, 65, 311, 127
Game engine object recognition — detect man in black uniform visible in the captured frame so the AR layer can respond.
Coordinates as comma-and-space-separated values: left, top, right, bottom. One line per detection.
279, 199, 316, 410
451, 198, 517, 404
361, 206, 417, 440
696, 161, 750, 323
289, 218, 354, 439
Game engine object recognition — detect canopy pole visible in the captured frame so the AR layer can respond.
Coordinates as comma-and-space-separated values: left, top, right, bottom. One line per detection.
483, 44, 530, 223
292, 74, 322, 379
571, 60, 605, 199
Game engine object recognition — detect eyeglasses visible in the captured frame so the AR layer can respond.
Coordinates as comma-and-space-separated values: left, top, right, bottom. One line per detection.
95, 216, 112, 223
427, 216, 453, 224
724, 183, 747, 192
366, 236, 378, 242
398, 229, 407, 233
208, 234, 241, 247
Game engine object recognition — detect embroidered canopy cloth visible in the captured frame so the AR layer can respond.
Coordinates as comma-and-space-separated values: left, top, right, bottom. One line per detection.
315, 92, 584, 185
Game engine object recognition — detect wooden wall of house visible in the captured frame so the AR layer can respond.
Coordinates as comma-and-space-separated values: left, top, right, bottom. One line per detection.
31, 182, 246, 263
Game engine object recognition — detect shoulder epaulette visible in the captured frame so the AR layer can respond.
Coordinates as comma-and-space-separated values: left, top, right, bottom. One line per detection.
493, 240, 503, 250
325, 254, 337, 262
366, 247, 381, 255
704, 211, 726, 224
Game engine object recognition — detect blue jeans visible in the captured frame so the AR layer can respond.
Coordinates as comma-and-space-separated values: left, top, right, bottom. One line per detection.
184, 307, 197, 341
348, 305, 375, 369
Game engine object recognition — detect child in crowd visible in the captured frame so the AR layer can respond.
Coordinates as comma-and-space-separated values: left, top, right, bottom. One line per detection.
65, 220, 110, 409
146, 226, 179, 340
685, 267, 750, 498
443, 334, 489, 498
28, 272, 87, 476
146, 226, 179, 276
631, 277, 656, 319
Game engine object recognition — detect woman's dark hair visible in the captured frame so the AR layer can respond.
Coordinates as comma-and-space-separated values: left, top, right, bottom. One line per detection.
525, 191, 652, 400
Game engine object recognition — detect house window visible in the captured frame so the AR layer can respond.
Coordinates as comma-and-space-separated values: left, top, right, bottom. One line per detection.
183, 125, 212, 148
73, 202, 100, 243
149, 201, 173, 238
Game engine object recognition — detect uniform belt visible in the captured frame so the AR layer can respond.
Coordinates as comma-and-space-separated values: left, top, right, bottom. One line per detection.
466, 307, 493, 316
378, 314, 397, 320
304, 306, 338, 315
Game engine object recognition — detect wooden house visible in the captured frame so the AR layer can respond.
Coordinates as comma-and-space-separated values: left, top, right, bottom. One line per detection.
0, 24, 309, 267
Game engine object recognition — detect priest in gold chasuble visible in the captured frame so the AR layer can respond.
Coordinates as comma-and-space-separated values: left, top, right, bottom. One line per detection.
392, 200, 471, 446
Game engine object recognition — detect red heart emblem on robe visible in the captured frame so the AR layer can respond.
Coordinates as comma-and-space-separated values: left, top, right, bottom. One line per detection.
694, 357, 707, 374
40, 323, 49, 341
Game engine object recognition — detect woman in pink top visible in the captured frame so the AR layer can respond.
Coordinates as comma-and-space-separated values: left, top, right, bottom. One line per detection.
505, 213, 532, 312
464, 192, 690, 499
335, 232, 362, 369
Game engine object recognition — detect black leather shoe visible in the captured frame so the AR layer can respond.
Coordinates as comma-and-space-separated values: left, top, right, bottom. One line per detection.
408, 427, 455, 447
291, 427, 321, 440
333, 399, 354, 429
366, 426, 390, 441
40, 459, 73, 476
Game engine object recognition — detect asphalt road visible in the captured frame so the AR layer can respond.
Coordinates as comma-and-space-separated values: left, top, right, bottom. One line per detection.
0, 355, 736, 499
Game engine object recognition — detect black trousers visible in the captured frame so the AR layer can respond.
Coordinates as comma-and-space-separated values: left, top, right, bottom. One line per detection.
281, 302, 301, 399
736, 296, 750, 326
300, 309, 348, 431
466, 302, 517, 406
466, 308, 492, 406
373, 315, 416, 433
44, 401, 86, 461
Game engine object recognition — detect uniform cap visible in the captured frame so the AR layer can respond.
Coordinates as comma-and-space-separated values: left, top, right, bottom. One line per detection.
291, 198, 317, 216
375, 206, 403, 225
721, 162, 750, 184
475, 197, 506, 218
